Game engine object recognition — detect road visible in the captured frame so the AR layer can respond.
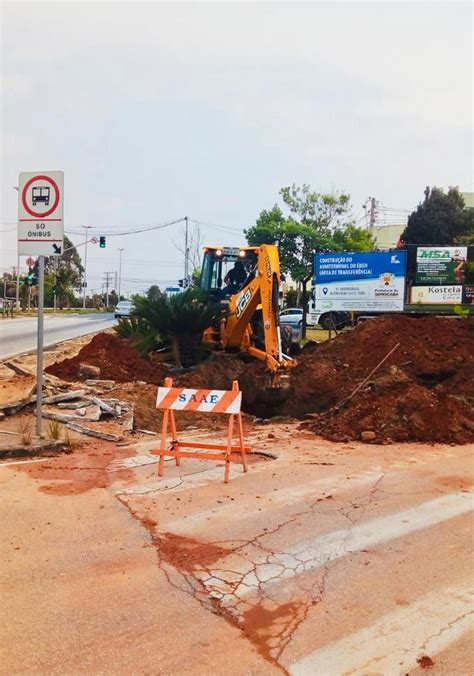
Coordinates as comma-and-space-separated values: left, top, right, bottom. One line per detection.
1, 426, 472, 674
0, 313, 116, 360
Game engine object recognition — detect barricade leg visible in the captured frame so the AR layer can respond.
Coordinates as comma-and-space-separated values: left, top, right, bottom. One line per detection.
237, 412, 248, 473
169, 409, 180, 466
224, 413, 234, 483
158, 408, 169, 477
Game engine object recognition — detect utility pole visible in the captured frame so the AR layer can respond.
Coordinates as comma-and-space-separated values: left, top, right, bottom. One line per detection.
82, 225, 91, 309
118, 248, 124, 299
184, 215, 189, 283
13, 187, 21, 309
369, 197, 377, 228
15, 256, 20, 308
363, 197, 378, 230
103, 271, 113, 308
114, 271, 118, 292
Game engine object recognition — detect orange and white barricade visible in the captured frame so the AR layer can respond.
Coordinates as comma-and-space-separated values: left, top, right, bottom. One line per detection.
154, 377, 250, 483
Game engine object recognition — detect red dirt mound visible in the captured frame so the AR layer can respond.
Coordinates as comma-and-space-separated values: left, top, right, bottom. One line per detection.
46, 332, 170, 385
289, 315, 474, 444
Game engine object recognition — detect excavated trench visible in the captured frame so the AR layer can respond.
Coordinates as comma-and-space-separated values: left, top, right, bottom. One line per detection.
47, 316, 474, 444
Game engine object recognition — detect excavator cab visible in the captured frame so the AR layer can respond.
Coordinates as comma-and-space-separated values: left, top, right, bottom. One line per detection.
200, 246, 258, 300
200, 244, 296, 389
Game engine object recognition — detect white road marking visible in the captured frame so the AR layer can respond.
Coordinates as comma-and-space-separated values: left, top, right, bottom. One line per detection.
116, 462, 265, 496
107, 454, 161, 471
290, 581, 473, 675
199, 492, 473, 603
164, 468, 385, 534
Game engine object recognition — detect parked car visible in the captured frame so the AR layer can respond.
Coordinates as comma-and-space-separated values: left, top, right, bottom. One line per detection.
280, 307, 349, 330
114, 300, 133, 319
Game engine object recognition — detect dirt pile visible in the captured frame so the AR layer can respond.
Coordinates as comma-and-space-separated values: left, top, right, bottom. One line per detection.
46, 317, 474, 444
46, 333, 169, 385
286, 315, 474, 444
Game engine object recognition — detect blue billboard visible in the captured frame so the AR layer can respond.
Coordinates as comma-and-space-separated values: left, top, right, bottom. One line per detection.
314, 251, 406, 312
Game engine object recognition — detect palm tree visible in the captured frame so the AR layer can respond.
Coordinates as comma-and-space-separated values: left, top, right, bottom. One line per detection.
131, 288, 227, 367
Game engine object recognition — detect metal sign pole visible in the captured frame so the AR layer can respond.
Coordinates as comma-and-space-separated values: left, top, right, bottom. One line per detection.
36, 255, 44, 437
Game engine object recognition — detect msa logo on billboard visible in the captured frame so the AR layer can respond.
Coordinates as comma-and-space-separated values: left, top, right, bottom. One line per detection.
418, 249, 464, 259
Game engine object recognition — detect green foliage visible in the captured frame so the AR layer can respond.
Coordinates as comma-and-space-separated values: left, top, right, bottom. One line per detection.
453, 304, 470, 318
146, 285, 164, 302
44, 235, 84, 309
245, 183, 372, 336
279, 184, 351, 233
131, 288, 228, 367
108, 290, 119, 308
333, 224, 374, 251
114, 315, 164, 355
401, 187, 473, 246
191, 268, 202, 288
284, 289, 299, 308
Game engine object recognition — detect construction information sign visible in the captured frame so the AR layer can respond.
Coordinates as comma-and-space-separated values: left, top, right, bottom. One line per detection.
18, 171, 64, 256
314, 251, 406, 312
415, 247, 468, 284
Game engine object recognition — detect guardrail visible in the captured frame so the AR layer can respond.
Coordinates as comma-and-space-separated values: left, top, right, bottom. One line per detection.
0, 299, 15, 318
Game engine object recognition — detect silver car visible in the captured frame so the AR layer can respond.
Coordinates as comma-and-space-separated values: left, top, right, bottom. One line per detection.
114, 301, 133, 319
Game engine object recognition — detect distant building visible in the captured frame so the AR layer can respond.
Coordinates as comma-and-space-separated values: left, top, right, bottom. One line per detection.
370, 223, 405, 250
461, 192, 474, 209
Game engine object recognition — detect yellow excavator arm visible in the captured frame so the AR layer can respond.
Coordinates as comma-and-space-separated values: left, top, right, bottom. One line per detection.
201, 244, 296, 386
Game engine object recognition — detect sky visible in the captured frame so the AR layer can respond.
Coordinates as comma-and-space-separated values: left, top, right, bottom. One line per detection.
1, 1, 472, 298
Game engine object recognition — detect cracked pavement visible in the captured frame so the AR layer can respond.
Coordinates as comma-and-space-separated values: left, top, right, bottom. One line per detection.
1, 424, 473, 674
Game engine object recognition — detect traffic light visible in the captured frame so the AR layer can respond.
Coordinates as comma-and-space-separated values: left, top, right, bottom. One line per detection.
99, 236, 106, 248
178, 278, 189, 288
26, 266, 38, 286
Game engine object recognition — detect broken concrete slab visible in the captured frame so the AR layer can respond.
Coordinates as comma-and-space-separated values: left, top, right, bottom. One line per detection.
42, 405, 102, 424
91, 397, 118, 416
0, 376, 36, 414
56, 401, 92, 410
66, 422, 123, 442
0, 439, 69, 459
85, 379, 115, 389
3, 361, 35, 377
121, 404, 134, 432
41, 390, 86, 404
78, 364, 100, 379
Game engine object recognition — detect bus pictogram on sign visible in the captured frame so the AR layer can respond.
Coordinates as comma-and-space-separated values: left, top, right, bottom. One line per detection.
17, 171, 64, 256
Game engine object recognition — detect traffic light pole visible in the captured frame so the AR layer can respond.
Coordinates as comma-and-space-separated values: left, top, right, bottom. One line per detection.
36, 255, 45, 437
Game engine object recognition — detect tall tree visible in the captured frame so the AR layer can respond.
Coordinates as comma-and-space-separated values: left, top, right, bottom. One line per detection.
246, 185, 372, 336
146, 285, 164, 302
45, 235, 84, 308
401, 186, 473, 246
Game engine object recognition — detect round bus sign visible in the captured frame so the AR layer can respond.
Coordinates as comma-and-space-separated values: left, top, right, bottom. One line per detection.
21, 175, 61, 219
17, 171, 64, 256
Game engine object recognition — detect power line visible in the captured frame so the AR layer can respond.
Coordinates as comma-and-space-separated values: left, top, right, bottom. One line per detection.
65, 217, 186, 237
190, 218, 244, 234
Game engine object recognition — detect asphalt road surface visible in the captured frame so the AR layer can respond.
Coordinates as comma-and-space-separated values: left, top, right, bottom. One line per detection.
0, 313, 116, 360
1, 427, 472, 674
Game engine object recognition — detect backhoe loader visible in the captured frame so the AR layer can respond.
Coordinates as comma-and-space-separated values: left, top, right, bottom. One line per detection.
199, 244, 297, 387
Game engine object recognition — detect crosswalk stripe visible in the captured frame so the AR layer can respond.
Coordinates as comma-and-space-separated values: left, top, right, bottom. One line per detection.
164, 468, 385, 534
290, 581, 473, 675
199, 491, 473, 604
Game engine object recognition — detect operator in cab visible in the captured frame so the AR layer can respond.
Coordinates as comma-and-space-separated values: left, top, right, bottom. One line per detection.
220, 260, 247, 299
